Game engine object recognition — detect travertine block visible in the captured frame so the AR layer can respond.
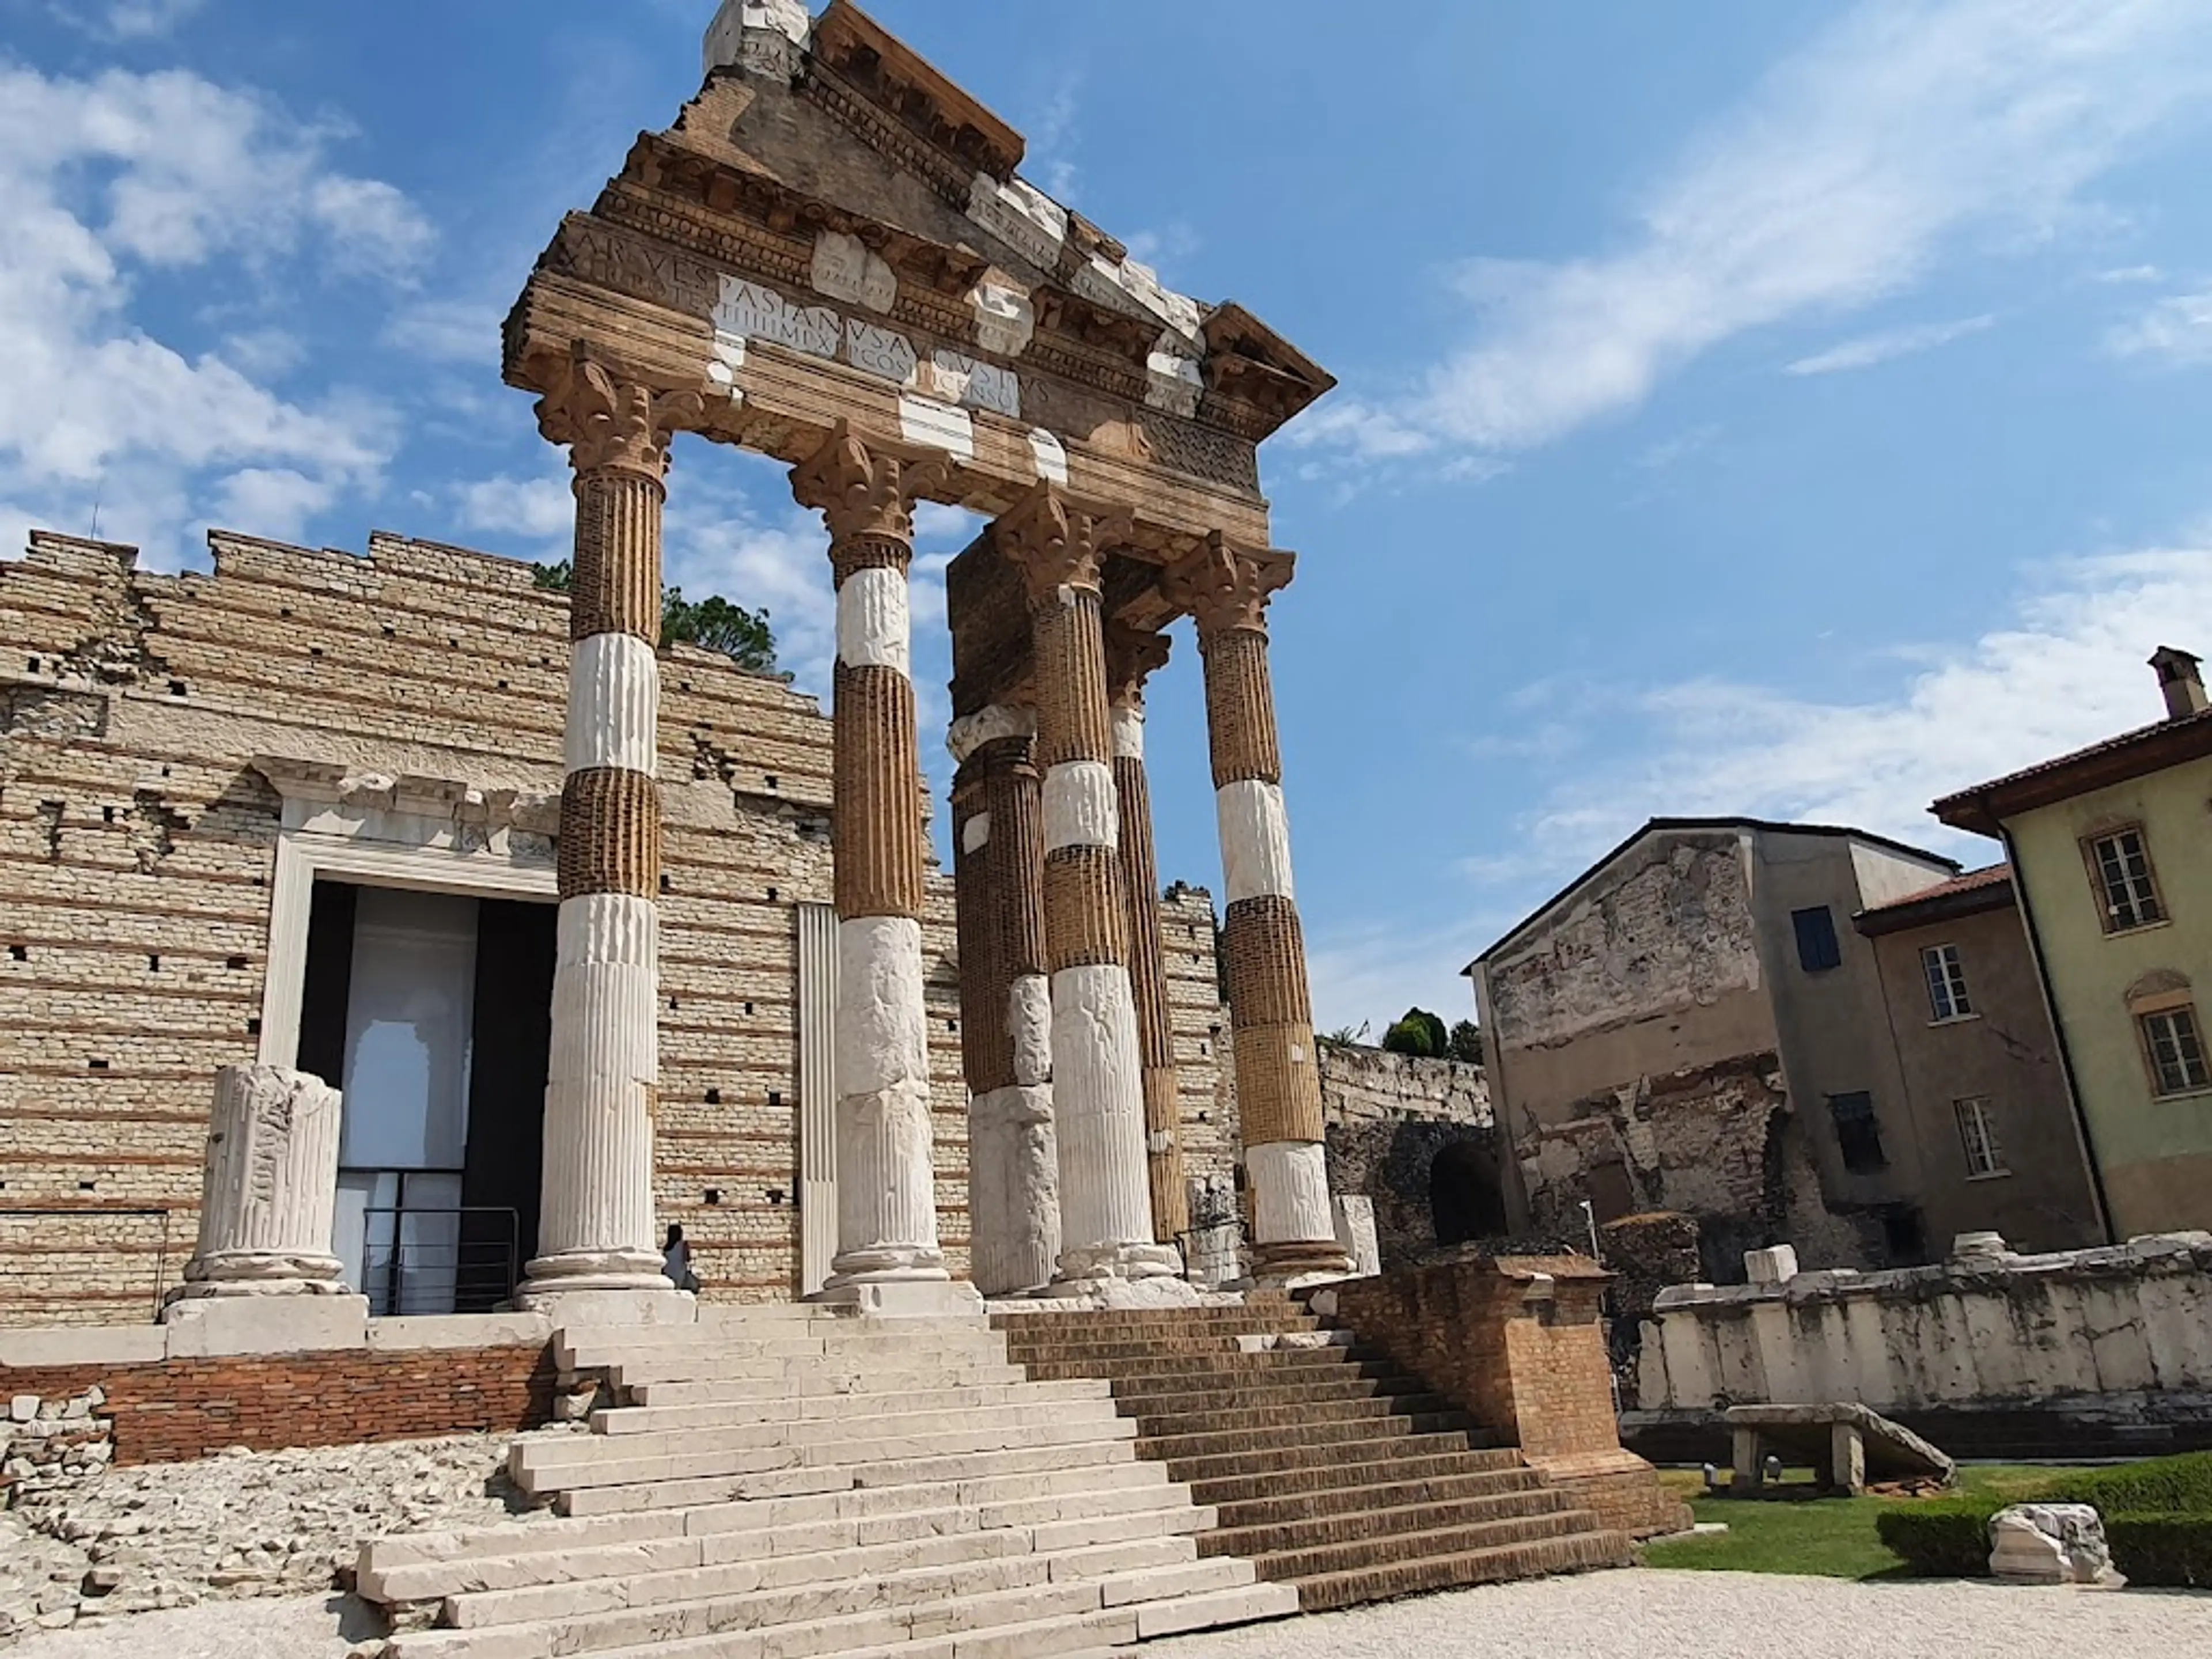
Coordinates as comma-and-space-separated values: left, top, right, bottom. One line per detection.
169, 1064, 346, 1303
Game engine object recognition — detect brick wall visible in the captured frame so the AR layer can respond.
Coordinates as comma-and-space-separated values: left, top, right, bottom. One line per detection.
1328, 1253, 1688, 1538
0, 1344, 554, 1465
1, 529, 1239, 1322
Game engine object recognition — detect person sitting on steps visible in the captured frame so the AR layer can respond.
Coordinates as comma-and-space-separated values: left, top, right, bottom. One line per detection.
662, 1222, 702, 1293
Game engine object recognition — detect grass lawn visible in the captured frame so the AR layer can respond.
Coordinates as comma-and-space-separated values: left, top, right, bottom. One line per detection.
1640, 1465, 2065, 1580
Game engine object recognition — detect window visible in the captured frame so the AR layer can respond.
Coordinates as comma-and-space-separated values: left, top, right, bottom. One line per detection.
1828, 1091, 1887, 1173
2141, 1006, 2210, 1097
1793, 906, 1842, 972
2088, 828, 2165, 931
1922, 943, 1973, 1021
1954, 1096, 2008, 1177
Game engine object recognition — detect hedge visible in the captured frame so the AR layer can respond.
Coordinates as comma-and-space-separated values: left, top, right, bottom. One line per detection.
1877, 1453, 2212, 1585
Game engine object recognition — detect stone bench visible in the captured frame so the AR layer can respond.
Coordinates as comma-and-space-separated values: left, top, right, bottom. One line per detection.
1724, 1402, 1954, 1496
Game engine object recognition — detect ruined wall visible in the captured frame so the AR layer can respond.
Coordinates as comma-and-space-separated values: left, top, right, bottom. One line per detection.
1317, 1044, 1497, 1268
1636, 1232, 2212, 1416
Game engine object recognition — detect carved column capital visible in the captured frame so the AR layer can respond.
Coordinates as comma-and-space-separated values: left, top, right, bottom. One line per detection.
994, 483, 1132, 607
946, 702, 1038, 767
1162, 532, 1297, 639
535, 343, 705, 481
790, 420, 949, 552
1103, 622, 1172, 713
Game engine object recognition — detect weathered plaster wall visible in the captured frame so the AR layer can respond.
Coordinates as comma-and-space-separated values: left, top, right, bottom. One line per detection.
1317, 1044, 1495, 1268
2008, 759, 2212, 1237
1636, 1232, 2212, 1414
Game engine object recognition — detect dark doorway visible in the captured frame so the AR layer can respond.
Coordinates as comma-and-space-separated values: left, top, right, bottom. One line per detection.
1429, 1138, 1506, 1247
294, 878, 555, 1313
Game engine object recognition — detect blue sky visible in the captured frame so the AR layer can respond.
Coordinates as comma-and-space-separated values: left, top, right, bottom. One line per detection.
5, 0, 2211, 1032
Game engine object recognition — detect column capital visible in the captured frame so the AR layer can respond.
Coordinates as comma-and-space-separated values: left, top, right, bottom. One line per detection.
1103, 622, 1172, 713
994, 482, 1132, 607
946, 702, 1037, 767
790, 419, 949, 550
1162, 532, 1297, 640
535, 343, 705, 481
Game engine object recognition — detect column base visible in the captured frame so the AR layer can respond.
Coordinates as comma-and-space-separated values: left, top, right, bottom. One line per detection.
1252, 1237, 1356, 1288
810, 1277, 986, 1318
170, 1251, 351, 1300
1052, 1240, 1185, 1286
514, 1248, 690, 1325
824, 1243, 950, 1286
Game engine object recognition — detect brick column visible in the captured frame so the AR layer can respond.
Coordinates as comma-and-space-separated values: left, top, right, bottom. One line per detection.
949, 703, 1060, 1296
995, 484, 1178, 1283
1166, 533, 1350, 1281
1104, 623, 1188, 1245
791, 422, 975, 1308
520, 347, 703, 1310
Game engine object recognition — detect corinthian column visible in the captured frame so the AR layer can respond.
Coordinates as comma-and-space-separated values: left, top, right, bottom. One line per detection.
1104, 623, 1188, 1246
520, 346, 703, 1312
949, 703, 1060, 1295
791, 421, 978, 1310
1166, 533, 1350, 1281
995, 485, 1178, 1283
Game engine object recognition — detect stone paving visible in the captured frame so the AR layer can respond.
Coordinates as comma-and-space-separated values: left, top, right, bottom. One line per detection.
9, 1569, 2210, 1657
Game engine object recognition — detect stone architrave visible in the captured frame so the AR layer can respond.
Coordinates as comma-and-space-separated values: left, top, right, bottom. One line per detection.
169, 1065, 349, 1302
995, 483, 1179, 1285
792, 422, 981, 1315
1164, 533, 1350, 1282
949, 702, 1061, 1295
517, 344, 704, 1317
1103, 623, 1189, 1247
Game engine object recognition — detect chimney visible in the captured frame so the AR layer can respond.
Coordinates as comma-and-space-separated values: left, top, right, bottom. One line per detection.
2150, 646, 2208, 721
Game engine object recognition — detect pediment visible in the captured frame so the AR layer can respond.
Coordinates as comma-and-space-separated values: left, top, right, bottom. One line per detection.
504, 1, 1333, 548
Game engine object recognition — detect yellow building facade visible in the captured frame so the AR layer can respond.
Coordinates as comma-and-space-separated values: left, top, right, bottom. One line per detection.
1937, 647, 2212, 1238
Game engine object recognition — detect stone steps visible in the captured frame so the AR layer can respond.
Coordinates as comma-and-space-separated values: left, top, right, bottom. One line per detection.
995, 1304, 1631, 1612
361, 1308, 1297, 1656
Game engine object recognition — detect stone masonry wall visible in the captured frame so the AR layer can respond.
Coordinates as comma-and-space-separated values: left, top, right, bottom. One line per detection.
1318, 1044, 1497, 1269
0, 530, 1240, 1320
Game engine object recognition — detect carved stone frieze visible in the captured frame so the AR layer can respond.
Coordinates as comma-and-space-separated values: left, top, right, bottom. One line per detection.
1162, 532, 1296, 638
535, 344, 707, 479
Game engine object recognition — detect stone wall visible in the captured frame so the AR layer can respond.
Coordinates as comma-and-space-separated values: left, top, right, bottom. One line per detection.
1317, 1043, 1497, 1269
0, 529, 1238, 1321
1637, 1232, 2212, 1418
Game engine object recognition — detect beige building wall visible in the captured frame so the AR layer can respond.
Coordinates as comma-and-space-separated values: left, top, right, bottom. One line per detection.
2007, 756, 2212, 1236
1862, 896, 2104, 1253
0, 529, 1237, 1324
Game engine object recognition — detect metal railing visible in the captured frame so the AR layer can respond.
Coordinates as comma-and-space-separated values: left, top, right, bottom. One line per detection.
0, 1207, 174, 1322
357, 1206, 521, 1317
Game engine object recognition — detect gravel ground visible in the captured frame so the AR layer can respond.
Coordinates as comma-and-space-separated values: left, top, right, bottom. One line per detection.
9, 1569, 2209, 1657
1152, 1571, 2212, 1659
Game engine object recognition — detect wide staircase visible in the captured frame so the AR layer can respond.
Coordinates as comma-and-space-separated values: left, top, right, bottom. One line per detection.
998, 1297, 1633, 1611
356, 1303, 1296, 1657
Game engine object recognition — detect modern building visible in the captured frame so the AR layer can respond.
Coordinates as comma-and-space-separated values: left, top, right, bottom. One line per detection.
1934, 647, 2212, 1237
1467, 818, 1961, 1279
1852, 865, 2105, 1252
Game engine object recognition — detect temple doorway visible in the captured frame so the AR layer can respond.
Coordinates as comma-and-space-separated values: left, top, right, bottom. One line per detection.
293, 880, 555, 1314
1429, 1138, 1506, 1248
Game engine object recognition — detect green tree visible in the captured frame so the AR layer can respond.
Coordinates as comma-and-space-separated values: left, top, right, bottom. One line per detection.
534, 562, 778, 674
1448, 1019, 1484, 1065
1381, 1006, 1448, 1058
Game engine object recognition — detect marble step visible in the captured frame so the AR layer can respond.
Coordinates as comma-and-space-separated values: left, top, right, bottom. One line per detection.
385, 1554, 1262, 1657
1136, 1411, 1471, 1465
569, 1331, 1009, 1377
599, 1378, 1113, 1434
533, 1395, 1131, 1465
513, 1414, 1140, 1497
625, 1362, 1034, 1405
557, 1435, 1149, 1516
1205, 1464, 1547, 1529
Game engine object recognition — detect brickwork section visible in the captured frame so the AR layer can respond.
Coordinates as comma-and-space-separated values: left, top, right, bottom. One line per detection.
828, 658, 924, 920
555, 766, 661, 899
0, 1344, 554, 1465
1328, 1254, 1687, 1539
0, 529, 979, 1318
1200, 630, 1281, 789
1160, 885, 1237, 1196
1041, 843, 1127, 970
569, 469, 662, 642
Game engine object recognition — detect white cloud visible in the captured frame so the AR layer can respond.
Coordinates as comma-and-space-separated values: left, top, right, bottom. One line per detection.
0, 65, 427, 566
1784, 313, 1996, 375
58, 0, 208, 41
453, 472, 576, 545
1303, 0, 2212, 467
210, 468, 339, 542
384, 298, 503, 366
1308, 531, 2212, 1030
2106, 290, 2212, 366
